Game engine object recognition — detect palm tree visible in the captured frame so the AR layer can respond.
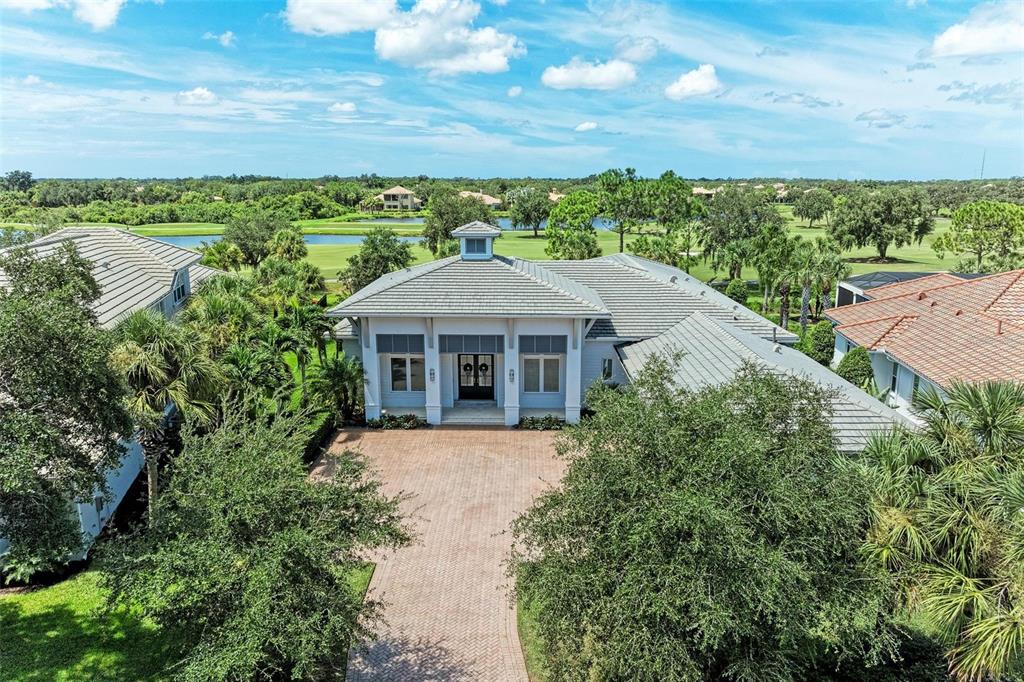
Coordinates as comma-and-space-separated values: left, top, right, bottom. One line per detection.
178, 289, 262, 355
280, 300, 331, 404
780, 238, 814, 334
308, 353, 364, 425
269, 228, 307, 262
220, 342, 292, 408
198, 239, 244, 272
811, 237, 850, 319
860, 381, 1024, 681
110, 310, 223, 522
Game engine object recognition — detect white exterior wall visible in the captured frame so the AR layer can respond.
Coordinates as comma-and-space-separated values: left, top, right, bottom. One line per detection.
72, 439, 144, 559
832, 332, 852, 366
581, 339, 628, 397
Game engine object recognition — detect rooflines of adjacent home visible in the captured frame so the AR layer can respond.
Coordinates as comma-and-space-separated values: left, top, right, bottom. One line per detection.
616, 312, 909, 452
828, 268, 1024, 388
0, 227, 206, 328
380, 185, 415, 195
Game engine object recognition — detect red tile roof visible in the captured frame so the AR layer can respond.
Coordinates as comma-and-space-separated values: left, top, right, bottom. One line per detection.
829, 270, 1024, 388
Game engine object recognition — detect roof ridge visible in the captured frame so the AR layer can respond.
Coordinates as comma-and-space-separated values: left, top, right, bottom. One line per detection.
981, 269, 1024, 315
340, 256, 459, 307
112, 229, 199, 271
873, 316, 915, 348
503, 257, 607, 312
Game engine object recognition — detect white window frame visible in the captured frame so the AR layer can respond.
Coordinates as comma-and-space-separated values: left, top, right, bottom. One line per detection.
601, 357, 614, 381
523, 354, 560, 393
389, 354, 425, 392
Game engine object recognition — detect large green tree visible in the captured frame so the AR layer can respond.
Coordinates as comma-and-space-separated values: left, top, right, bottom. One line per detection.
506, 186, 552, 237
860, 381, 1024, 681
422, 189, 493, 255
340, 226, 414, 293
100, 407, 409, 681
933, 200, 1024, 272
793, 188, 835, 227
546, 190, 601, 260
511, 361, 899, 681
650, 170, 702, 271
701, 185, 785, 280
0, 244, 132, 580
110, 310, 223, 522
223, 211, 291, 267
830, 188, 934, 261
597, 168, 653, 253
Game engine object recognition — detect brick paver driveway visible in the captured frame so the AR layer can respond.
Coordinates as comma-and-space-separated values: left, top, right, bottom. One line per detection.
313, 427, 565, 682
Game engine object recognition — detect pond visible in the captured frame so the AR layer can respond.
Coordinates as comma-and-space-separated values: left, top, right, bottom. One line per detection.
151, 234, 423, 249
353, 216, 618, 230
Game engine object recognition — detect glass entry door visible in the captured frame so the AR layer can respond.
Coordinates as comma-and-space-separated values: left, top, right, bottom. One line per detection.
458, 354, 494, 400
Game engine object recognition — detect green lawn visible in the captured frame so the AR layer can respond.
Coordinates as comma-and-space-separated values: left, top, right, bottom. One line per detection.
0, 571, 186, 681
517, 596, 549, 682
0, 564, 376, 682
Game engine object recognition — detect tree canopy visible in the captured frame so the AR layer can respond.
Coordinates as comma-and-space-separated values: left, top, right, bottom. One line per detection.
546, 190, 601, 260
340, 226, 414, 293
422, 188, 494, 255
702, 186, 785, 280
793, 188, 835, 227
0, 244, 131, 580
222, 211, 292, 267
933, 199, 1024, 272
506, 186, 552, 237
100, 407, 409, 680
830, 188, 934, 260
511, 361, 899, 681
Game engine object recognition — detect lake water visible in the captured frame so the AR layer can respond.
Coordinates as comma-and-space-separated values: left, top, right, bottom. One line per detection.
152, 234, 422, 249
354, 216, 617, 230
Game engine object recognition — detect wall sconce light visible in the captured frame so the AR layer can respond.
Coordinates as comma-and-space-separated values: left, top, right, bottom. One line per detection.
429, 368, 436, 382
509, 368, 515, 383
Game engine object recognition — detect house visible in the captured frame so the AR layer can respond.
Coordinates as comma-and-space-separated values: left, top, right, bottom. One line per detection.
459, 190, 503, 208
373, 185, 421, 210
0, 227, 220, 560
328, 221, 904, 448
827, 269, 1024, 417
834, 270, 975, 307
547, 190, 566, 203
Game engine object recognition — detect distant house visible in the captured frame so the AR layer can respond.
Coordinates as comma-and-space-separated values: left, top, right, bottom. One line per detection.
827, 270, 1024, 418
0, 228, 220, 561
547, 190, 566, 203
328, 220, 904, 448
692, 186, 719, 199
374, 185, 421, 211
459, 190, 503, 208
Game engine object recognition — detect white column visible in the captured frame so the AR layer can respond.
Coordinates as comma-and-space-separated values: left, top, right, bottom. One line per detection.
362, 318, 381, 420
564, 318, 583, 423
425, 318, 442, 425
504, 319, 519, 426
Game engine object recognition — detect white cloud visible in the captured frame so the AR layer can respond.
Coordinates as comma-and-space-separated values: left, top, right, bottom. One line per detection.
855, 108, 906, 128
284, 0, 397, 35
328, 101, 357, 113
203, 30, 236, 48
0, 0, 126, 30
664, 64, 721, 100
541, 57, 636, 90
931, 0, 1024, 57
23, 74, 42, 85
615, 35, 658, 63
175, 86, 218, 106
374, 0, 525, 75
574, 121, 598, 132
506, 85, 522, 97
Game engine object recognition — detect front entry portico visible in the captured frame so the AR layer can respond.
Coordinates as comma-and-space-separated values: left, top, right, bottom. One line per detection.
457, 353, 494, 400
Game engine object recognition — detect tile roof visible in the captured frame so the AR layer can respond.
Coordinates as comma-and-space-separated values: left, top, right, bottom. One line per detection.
828, 269, 1024, 387
380, 185, 415, 195
862, 272, 967, 300
616, 313, 910, 452
328, 255, 610, 319
542, 254, 798, 343
0, 227, 202, 328
452, 221, 502, 237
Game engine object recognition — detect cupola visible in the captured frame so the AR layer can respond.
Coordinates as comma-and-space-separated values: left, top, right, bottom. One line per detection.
452, 220, 501, 260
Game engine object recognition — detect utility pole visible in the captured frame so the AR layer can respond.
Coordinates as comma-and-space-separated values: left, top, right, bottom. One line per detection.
980, 149, 986, 179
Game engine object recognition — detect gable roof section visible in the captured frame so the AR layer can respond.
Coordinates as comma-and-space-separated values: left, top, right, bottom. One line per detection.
380, 185, 415, 195
0, 227, 201, 328
616, 312, 909, 452
452, 221, 502, 237
542, 255, 798, 343
328, 255, 610, 318
829, 269, 1024, 388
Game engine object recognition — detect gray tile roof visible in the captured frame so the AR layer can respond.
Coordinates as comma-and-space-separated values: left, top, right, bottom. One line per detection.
329, 255, 610, 318
188, 263, 223, 289
541, 255, 798, 343
452, 221, 502, 237
616, 312, 909, 452
0, 227, 201, 328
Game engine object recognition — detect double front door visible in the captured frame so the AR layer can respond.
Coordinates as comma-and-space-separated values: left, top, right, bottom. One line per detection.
458, 353, 494, 400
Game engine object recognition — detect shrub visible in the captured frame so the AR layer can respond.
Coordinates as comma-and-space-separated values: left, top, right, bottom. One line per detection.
517, 415, 565, 431
366, 413, 428, 430
803, 320, 836, 366
302, 411, 336, 464
725, 278, 748, 305
836, 346, 874, 386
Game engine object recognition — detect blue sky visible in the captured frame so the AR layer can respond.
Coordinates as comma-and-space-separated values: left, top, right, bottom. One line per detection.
0, 0, 1021, 179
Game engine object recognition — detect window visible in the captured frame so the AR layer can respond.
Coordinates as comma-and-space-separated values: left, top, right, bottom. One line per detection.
601, 358, 614, 380
912, 373, 920, 398
465, 238, 486, 254
173, 282, 187, 303
439, 335, 503, 353
890, 362, 899, 393
389, 355, 425, 392
524, 356, 560, 393
376, 334, 425, 353
519, 335, 568, 353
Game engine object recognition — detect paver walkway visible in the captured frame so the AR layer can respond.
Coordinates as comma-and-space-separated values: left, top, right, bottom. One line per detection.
312, 427, 565, 682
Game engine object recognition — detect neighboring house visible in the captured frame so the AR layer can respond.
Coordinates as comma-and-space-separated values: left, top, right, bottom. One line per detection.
827, 269, 1024, 418
547, 190, 566, 203
459, 190, 503, 208
373, 185, 421, 210
329, 220, 904, 447
0, 227, 220, 560
833, 270, 985, 307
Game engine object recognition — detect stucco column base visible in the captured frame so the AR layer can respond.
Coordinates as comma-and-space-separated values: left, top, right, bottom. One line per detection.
504, 406, 519, 427
426, 405, 442, 425
564, 406, 581, 424
365, 404, 381, 421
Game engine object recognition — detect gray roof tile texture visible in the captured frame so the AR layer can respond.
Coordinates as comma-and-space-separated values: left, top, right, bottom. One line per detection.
616, 312, 908, 452
0, 227, 202, 328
